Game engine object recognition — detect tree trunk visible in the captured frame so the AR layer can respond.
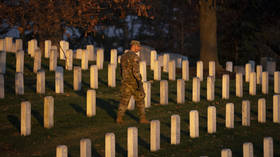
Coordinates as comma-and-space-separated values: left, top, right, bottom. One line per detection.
199, 0, 223, 71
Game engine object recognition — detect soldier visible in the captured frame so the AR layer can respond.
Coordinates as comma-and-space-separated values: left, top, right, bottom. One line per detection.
116, 40, 149, 124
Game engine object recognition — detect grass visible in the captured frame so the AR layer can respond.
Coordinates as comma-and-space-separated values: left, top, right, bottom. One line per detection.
0, 52, 279, 157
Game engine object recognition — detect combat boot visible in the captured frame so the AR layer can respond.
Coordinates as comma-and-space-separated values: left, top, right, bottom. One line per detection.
139, 116, 149, 124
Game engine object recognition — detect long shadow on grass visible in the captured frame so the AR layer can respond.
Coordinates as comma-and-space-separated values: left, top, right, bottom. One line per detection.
96, 98, 117, 119
69, 103, 86, 115
46, 80, 55, 91
31, 109, 44, 127
7, 115, 20, 132
139, 136, 150, 150
116, 143, 127, 157
92, 146, 102, 157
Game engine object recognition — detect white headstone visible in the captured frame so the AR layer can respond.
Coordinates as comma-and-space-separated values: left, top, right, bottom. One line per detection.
273, 95, 280, 123
182, 60, 189, 81
143, 81, 151, 108
154, 60, 161, 80
249, 72, 256, 95
226, 61, 233, 72
256, 65, 262, 84
262, 72, 269, 94
15, 39, 22, 52
55, 66, 64, 93
221, 149, 232, 157
29, 39, 37, 57
65, 49, 73, 70
171, 114, 180, 144
177, 79, 185, 104
105, 133, 115, 157
236, 73, 243, 97
16, 50, 24, 73
5, 37, 13, 52
0, 39, 5, 51
49, 48, 58, 71
97, 48, 104, 70
168, 60, 176, 80
87, 89, 96, 117
73, 66, 82, 91
44, 96, 54, 128
81, 50, 88, 70
160, 80, 168, 105
190, 110, 199, 138
139, 61, 147, 82
242, 100, 250, 126
192, 77, 200, 102
150, 120, 160, 151
80, 138, 91, 157
197, 61, 203, 81
33, 49, 41, 73
59, 40, 69, 60
44, 40, 51, 58
87, 45, 95, 61
274, 71, 280, 94
258, 98, 266, 123
207, 76, 215, 101
21, 101, 31, 136
243, 142, 253, 157
163, 53, 170, 72
108, 64, 116, 87
36, 69, 45, 94
245, 63, 251, 82
150, 50, 157, 70
209, 61, 215, 79
263, 137, 273, 157
56, 145, 68, 157
127, 127, 138, 157
110, 49, 118, 65
207, 106, 216, 134
15, 72, 24, 95
226, 103, 234, 128
222, 74, 230, 99
90, 65, 98, 89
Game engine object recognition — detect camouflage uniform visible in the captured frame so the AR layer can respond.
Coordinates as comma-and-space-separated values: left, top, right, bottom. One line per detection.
117, 50, 146, 119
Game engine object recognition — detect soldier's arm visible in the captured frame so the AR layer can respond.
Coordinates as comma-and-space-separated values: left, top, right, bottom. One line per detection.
132, 55, 143, 88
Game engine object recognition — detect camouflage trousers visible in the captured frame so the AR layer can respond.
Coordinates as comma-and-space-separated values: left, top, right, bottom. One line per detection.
117, 83, 146, 118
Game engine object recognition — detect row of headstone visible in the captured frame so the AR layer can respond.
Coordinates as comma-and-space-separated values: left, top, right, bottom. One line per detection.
21, 97, 54, 136
221, 137, 274, 157
0, 37, 23, 53
56, 135, 274, 157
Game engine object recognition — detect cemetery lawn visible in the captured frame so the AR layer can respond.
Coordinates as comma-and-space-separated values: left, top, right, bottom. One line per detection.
0, 52, 280, 157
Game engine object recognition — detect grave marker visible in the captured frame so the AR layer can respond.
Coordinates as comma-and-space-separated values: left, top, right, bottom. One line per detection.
90, 65, 98, 89
139, 61, 147, 82
274, 71, 280, 94
171, 114, 180, 144
242, 100, 250, 126
209, 61, 215, 79
44, 40, 51, 58
15, 72, 24, 95
105, 133, 115, 157
108, 64, 116, 87
56, 145, 68, 157
221, 149, 232, 157
150, 120, 160, 151
163, 53, 170, 72
256, 65, 262, 84
154, 60, 161, 80
193, 77, 200, 102
16, 50, 24, 73
0, 74, 4, 98
177, 79, 185, 104
143, 81, 151, 108
226, 103, 234, 128
222, 74, 230, 99
97, 48, 104, 70
236, 73, 243, 97
207, 76, 215, 101
243, 142, 253, 157
190, 110, 199, 138
160, 80, 168, 105
49, 48, 58, 71
273, 95, 280, 123
110, 49, 117, 65
44, 96, 54, 128
0, 51, 6, 74
33, 49, 41, 73
263, 137, 273, 157
226, 61, 233, 72
55, 66, 64, 93
150, 50, 157, 70
168, 60, 176, 80
65, 49, 73, 70
36, 70, 45, 94
81, 50, 88, 70
87, 89, 96, 117
249, 72, 256, 95
262, 72, 269, 94
127, 127, 138, 157
258, 98, 266, 123
87, 45, 95, 61
73, 66, 82, 91
182, 60, 189, 81
21, 101, 31, 136
197, 61, 203, 81
245, 63, 251, 82
208, 106, 216, 134
80, 138, 91, 157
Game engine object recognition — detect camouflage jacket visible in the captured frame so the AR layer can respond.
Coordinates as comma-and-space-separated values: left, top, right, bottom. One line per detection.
120, 50, 142, 88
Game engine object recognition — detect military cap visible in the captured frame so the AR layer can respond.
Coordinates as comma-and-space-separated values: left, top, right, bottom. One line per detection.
130, 40, 141, 46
